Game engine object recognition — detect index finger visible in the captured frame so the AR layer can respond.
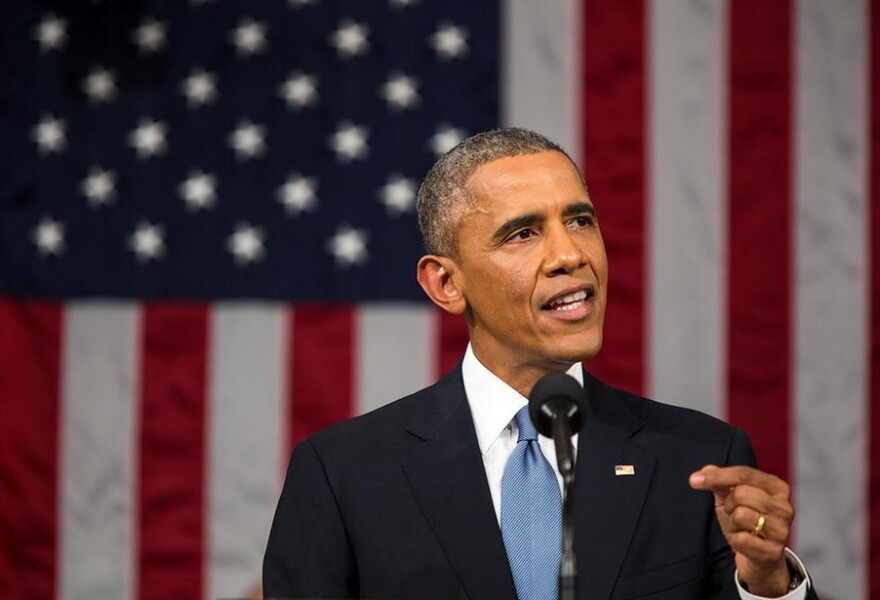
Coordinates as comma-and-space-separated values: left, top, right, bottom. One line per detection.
689, 465, 790, 497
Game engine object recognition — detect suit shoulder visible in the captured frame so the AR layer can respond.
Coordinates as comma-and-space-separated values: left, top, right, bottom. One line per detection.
306, 366, 464, 456
593, 378, 757, 467
308, 386, 426, 447
594, 375, 745, 446
637, 391, 739, 441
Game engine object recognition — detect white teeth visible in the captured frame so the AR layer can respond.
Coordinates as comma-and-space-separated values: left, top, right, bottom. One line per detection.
549, 289, 588, 309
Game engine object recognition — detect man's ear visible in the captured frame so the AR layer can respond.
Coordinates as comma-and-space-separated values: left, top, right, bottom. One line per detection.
416, 255, 467, 315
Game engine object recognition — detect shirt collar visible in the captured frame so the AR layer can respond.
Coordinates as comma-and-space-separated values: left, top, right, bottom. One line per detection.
462, 343, 584, 455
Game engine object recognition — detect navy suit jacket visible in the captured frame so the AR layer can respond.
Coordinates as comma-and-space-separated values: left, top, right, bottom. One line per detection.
264, 365, 815, 599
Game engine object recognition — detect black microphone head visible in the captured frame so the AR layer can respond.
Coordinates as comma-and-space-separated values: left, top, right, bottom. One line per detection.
528, 372, 588, 438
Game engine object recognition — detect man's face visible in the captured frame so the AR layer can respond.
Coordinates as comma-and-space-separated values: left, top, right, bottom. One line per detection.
450, 150, 608, 377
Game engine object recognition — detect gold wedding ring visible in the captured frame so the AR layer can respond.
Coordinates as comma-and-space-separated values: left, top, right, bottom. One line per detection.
751, 513, 766, 538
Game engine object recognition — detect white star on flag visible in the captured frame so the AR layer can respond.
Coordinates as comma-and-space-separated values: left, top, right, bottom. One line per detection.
379, 174, 417, 215
128, 118, 168, 159
230, 18, 268, 56
34, 13, 67, 52
179, 170, 217, 211
329, 122, 369, 162
429, 23, 469, 60
380, 73, 419, 111
81, 167, 116, 207
279, 72, 319, 109
228, 120, 266, 160
327, 225, 369, 267
32, 216, 65, 256
82, 66, 117, 103
32, 114, 66, 154
429, 124, 466, 157
181, 69, 218, 107
329, 20, 370, 58
132, 18, 167, 54
128, 221, 166, 262
277, 174, 318, 215
227, 223, 266, 265
389, 0, 418, 7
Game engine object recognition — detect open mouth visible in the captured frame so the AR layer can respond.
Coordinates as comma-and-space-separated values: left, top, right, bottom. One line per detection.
542, 287, 595, 312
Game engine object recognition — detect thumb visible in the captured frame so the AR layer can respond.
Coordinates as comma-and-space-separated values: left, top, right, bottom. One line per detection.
689, 465, 737, 543
689, 465, 727, 503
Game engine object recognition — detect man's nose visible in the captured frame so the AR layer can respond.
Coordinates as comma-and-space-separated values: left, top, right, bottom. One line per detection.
543, 227, 586, 275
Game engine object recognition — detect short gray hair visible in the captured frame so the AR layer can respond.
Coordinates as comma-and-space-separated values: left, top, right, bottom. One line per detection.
416, 127, 578, 257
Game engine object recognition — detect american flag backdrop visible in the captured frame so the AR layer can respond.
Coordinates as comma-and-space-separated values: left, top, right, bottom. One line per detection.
0, 0, 877, 599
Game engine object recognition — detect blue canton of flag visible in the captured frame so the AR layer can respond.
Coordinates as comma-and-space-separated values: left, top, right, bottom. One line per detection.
0, 0, 500, 300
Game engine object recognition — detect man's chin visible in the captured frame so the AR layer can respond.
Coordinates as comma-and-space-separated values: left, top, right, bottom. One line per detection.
583, 337, 603, 360
546, 338, 602, 366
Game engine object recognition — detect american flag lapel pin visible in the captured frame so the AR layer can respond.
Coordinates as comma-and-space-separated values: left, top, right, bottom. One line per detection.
614, 465, 636, 476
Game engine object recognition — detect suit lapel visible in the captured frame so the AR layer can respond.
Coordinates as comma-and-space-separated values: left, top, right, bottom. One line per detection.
402, 369, 517, 600
575, 372, 656, 600
400, 366, 657, 600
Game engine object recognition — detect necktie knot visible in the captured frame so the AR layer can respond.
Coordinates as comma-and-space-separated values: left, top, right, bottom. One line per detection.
514, 406, 537, 442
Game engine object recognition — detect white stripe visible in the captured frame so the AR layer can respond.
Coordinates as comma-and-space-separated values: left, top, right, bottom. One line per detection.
502, 0, 581, 161
794, 1, 868, 597
207, 304, 286, 600
647, 0, 726, 417
356, 304, 435, 415
58, 303, 137, 600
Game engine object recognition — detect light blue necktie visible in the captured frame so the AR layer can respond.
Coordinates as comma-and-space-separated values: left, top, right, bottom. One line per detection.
501, 406, 563, 600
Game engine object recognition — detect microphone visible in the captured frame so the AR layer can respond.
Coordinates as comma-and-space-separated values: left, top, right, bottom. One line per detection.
528, 372, 588, 600
529, 373, 588, 478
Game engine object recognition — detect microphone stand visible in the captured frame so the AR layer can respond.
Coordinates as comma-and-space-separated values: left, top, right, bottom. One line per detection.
551, 409, 577, 600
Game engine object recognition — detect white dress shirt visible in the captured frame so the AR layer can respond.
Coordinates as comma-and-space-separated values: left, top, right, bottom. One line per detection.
460, 344, 808, 600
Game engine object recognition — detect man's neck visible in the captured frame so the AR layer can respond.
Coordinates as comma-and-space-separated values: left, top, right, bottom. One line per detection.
467, 344, 580, 397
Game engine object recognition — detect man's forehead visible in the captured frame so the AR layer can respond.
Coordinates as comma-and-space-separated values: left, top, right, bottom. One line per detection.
466, 149, 575, 185
465, 154, 588, 208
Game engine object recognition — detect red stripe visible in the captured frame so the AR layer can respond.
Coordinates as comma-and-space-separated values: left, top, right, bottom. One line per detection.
0, 301, 62, 600
436, 310, 469, 379
580, 0, 647, 394
289, 305, 355, 448
726, 0, 793, 482
869, 0, 880, 594
137, 304, 208, 600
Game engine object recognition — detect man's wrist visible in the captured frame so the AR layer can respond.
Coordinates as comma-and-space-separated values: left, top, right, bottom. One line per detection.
739, 562, 791, 597
735, 549, 809, 599
784, 560, 804, 591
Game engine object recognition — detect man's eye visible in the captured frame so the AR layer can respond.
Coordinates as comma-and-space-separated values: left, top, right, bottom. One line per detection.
508, 229, 534, 242
572, 216, 594, 227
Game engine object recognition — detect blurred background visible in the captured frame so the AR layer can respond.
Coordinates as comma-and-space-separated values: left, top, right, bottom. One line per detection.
0, 0, 876, 598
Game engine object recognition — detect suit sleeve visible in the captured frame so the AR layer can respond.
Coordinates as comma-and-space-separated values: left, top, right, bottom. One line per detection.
263, 439, 357, 599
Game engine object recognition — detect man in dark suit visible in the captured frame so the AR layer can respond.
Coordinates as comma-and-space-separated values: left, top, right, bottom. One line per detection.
263, 128, 816, 599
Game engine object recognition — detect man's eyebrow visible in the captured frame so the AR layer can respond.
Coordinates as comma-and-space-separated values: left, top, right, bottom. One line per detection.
491, 213, 541, 243
562, 202, 596, 218
491, 203, 596, 243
